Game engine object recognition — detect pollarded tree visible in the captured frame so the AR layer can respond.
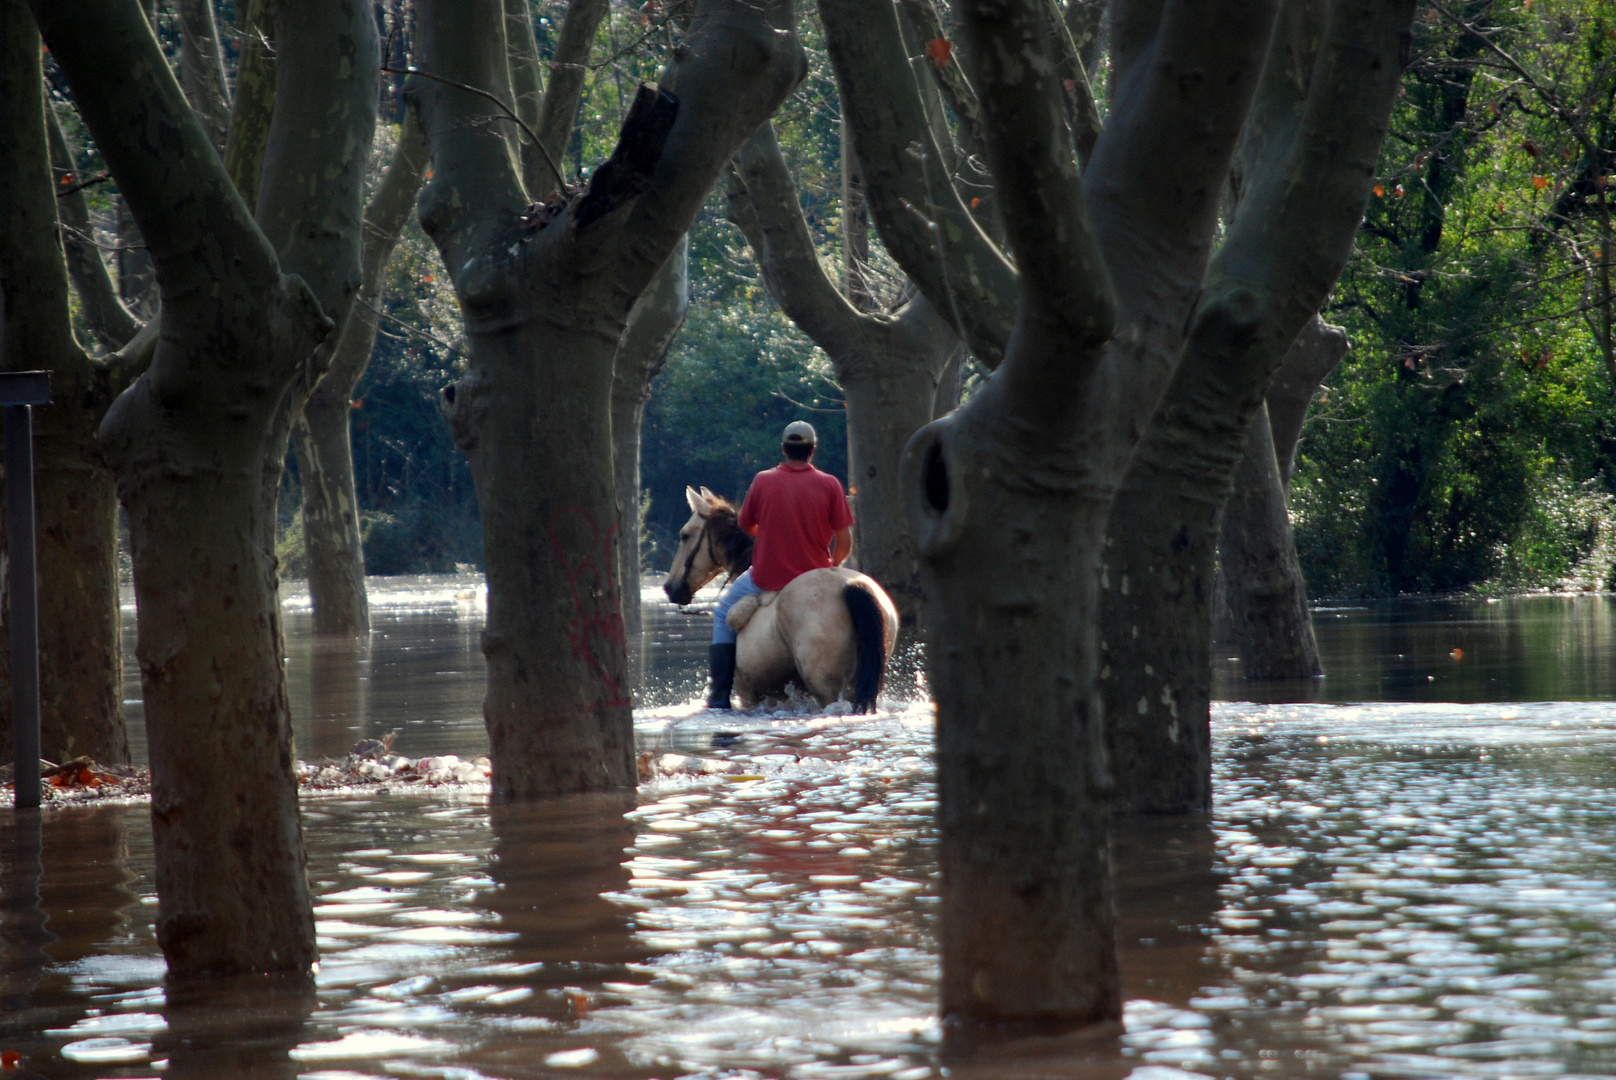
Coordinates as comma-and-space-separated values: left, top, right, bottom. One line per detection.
725, 121, 960, 641
30, 0, 377, 975
1100, 0, 1412, 814
292, 117, 429, 636
291, 0, 612, 636
0, 0, 149, 768
418, 0, 805, 800
824, 0, 1279, 1033
823, 0, 1412, 1037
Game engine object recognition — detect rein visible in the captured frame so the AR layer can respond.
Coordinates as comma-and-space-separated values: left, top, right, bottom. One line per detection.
673, 513, 745, 615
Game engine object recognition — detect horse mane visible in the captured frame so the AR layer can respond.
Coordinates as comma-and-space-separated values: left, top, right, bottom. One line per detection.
702, 497, 754, 577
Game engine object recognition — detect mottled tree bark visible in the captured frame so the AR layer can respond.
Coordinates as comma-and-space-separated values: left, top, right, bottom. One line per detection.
224, 0, 276, 206
420, 0, 803, 801
177, 0, 233, 153
32, 0, 376, 976
294, 116, 430, 634
726, 122, 958, 642
0, 0, 138, 767
831, 0, 1280, 1037
1100, 0, 1412, 814
613, 238, 689, 692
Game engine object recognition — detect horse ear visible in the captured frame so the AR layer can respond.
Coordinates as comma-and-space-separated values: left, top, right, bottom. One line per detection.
686, 486, 708, 517
699, 486, 716, 501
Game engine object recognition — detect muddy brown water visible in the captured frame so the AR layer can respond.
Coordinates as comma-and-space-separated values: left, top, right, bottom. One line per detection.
8, 581, 1616, 1078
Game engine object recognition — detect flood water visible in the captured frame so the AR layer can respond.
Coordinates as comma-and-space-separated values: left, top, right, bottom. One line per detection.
9, 583, 1616, 1078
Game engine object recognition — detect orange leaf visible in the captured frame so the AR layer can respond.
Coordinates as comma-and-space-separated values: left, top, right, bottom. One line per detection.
926, 38, 951, 69
1395, 184, 1405, 197
1533, 175, 1549, 191
970, 197, 981, 209
1372, 184, 1385, 198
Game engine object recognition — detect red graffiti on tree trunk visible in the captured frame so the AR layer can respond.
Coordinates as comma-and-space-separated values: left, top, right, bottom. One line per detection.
548, 507, 632, 710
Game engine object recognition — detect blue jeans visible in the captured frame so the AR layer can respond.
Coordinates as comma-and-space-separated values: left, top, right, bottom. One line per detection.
711, 570, 762, 645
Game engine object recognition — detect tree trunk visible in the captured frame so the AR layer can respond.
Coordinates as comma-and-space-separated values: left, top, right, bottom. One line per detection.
419, 0, 803, 801
294, 116, 429, 634
1219, 400, 1323, 679
829, 0, 1283, 1037
1213, 316, 1348, 655
904, 421, 1121, 1033
0, 0, 133, 769
34, 0, 376, 976
612, 238, 689, 693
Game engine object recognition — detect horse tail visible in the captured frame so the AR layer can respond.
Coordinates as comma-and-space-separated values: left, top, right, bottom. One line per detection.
843, 582, 888, 714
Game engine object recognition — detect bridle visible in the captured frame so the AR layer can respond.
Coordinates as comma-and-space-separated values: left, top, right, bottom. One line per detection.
674, 515, 730, 604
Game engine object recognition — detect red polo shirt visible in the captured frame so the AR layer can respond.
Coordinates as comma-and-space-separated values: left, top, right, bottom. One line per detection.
738, 462, 854, 591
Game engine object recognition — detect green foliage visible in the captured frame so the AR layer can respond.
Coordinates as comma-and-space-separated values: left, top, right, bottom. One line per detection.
1294, 0, 1616, 596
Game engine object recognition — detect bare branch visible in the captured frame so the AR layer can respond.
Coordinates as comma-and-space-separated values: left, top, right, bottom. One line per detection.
957, 0, 1114, 413
820, 0, 1018, 367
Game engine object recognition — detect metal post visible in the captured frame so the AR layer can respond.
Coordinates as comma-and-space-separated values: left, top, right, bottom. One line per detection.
7, 405, 39, 809
1, 372, 50, 810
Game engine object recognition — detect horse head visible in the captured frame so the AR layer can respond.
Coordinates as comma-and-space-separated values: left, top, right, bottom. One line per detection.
663, 486, 752, 606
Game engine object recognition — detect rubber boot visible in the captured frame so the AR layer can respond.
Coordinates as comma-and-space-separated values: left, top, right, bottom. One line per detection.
706, 643, 737, 709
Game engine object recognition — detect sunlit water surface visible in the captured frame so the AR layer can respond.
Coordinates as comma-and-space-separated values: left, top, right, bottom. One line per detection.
7, 584, 1616, 1078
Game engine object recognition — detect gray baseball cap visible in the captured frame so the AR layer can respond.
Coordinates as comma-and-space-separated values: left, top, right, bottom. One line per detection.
782, 420, 817, 445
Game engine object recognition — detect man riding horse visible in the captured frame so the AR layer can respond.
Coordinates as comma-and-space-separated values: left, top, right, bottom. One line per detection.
705, 420, 853, 709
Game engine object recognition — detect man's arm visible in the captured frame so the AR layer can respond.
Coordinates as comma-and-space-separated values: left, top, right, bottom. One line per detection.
831, 527, 852, 566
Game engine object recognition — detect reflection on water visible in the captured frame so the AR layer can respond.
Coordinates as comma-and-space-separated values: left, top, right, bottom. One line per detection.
1219, 593, 1616, 704
12, 578, 1616, 1077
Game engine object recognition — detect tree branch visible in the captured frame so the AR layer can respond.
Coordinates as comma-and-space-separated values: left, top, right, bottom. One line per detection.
1084, 0, 1281, 331
611, 0, 807, 302
223, 0, 276, 207
177, 0, 233, 154
532, 0, 610, 197
30, 0, 280, 324
956, 0, 1114, 416
390, 64, 566, 193
260, 0, 379, 318
1041, 0, 1101, 167
893, 0, 985, 155
729, 122, 873, 358
820, 0, 1018, 368
504, 0, 547, 195
1, 0, 86, 373
47, 98, 141, 349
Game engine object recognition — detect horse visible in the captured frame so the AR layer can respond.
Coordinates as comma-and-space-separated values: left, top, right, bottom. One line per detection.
662, 486, 899, 712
